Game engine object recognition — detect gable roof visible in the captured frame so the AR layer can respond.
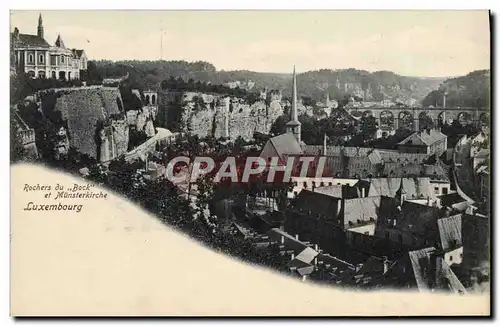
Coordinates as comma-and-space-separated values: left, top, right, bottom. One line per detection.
378, 199, 440, 236
368, 177, 432, 199
408, 247, 466, 293
12, 33, 50, 48
268, 133, 303, 160
71, 49, 85, 58
344, 196, 381, 226
437, 214, 462, 251
398, 129, 447, 147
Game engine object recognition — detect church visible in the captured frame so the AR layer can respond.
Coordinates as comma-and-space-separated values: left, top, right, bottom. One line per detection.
11, 14, 88, 80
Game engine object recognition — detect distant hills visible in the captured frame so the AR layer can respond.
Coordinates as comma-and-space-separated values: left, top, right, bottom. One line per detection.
422, 69, 490, 108
92, 60, 481, 104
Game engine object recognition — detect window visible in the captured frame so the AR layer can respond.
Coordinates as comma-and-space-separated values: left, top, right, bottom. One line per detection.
320, 182, 325, 187
28, 54, 34, 64
39, 54, 44, 63
460, 253, 463, 258
442, 188, 448, 195
449, 255, 453, 262
61, 55, 65, 63
434, 187, 440, 195
328, 182, 333, 186
364, 231, 369, 235
303, 182, 307, 188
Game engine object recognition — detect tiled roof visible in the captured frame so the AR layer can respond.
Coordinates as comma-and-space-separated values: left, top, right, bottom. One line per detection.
382, 163, 449, 181
313, 185, 343, 198
377, 150, 429, 164
438, 193, 467, 206
368, 177, 432, 199
408, 247, 466, 293
437, 214, 462, 251
296, 247, 318, 263
294, 190, 341, 221
12, 33, 50, 48
398, 129, 447, 147
266, 228, 309, 253
269, 133, 303, 159
344, 196, 381, 227
378, 199, 440, 237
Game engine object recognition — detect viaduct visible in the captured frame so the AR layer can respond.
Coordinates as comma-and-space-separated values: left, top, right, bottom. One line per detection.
346, 106, 489, 131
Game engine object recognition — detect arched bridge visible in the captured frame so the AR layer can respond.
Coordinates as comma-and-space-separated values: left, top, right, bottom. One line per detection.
347, 107, 490, 131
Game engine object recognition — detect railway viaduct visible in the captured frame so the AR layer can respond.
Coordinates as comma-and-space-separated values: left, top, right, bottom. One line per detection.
346, 106, 490, 131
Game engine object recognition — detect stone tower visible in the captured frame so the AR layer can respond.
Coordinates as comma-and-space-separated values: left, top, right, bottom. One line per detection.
37, 13, 44, 39
286, 65, 301, 143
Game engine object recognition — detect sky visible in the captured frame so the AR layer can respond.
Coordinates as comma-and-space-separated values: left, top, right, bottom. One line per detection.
10, 10, 490, 77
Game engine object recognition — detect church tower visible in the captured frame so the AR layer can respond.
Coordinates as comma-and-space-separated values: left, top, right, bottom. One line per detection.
286, 65, 301, 143
395, 177, 407, 205
37, 13, 44, 39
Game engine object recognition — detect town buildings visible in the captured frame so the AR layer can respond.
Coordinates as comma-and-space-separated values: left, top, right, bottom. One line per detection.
397, 128, 448, 156
11, 14, 87, 80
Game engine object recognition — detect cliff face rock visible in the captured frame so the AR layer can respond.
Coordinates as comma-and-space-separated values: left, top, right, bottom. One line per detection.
39, 86, 129, 161
158, 91, 283, 140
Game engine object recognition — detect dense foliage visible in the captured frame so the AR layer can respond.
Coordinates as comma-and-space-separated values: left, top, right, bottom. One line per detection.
91, 60, 445, 103
422, 70, 490, 108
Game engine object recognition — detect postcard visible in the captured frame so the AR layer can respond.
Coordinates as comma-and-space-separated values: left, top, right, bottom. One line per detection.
10, 10, 491, 316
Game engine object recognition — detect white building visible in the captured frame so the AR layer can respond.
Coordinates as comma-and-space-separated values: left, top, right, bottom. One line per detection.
11, 14, 87, 80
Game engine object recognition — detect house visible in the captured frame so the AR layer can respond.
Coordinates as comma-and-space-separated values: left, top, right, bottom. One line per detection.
396, 128, 447, 156
461, 213, 490, 289
437, 192, 469, 212
11, 14, 87, 80
437, 214, 463, 265
365, 177, 437, 200
12, 110, 39, 160
375, 183, 442, 249
405, 247, 466, 293
285, 189, 381, 257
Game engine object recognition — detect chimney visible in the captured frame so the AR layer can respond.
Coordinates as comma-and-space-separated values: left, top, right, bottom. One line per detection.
382, 256, 390, 274
430, 252, 444, 290
443, 92, 447, 108
361, 187, 366, 198
291, 253, 295, 260
427, 196, 431, 206
314, 244, 319, 251
323, 134, 327, 156
314, 257, 318, 266
281, 235, 285, 244
295, 234, 299, 240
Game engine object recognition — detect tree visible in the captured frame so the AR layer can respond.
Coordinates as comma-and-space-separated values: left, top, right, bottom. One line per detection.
360, 116, 378, 142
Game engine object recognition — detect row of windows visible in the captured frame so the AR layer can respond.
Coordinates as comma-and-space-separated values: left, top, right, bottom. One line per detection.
25, 54, 82, 65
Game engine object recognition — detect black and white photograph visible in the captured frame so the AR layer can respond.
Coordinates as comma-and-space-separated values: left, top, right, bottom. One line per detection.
8, 9, 491, 316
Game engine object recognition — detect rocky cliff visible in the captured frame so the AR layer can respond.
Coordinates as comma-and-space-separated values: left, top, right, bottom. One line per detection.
39, 86, 129, 160
158, 91, 283, 140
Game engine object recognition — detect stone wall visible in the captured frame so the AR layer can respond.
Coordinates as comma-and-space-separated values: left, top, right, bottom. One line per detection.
40, 86, 128, 160
158, 90, 283, 140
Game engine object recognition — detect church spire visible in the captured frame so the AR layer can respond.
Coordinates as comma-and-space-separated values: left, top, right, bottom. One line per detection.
395, 177, 407, 205
37, 13, 44, 39
286, 65, 301, 143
